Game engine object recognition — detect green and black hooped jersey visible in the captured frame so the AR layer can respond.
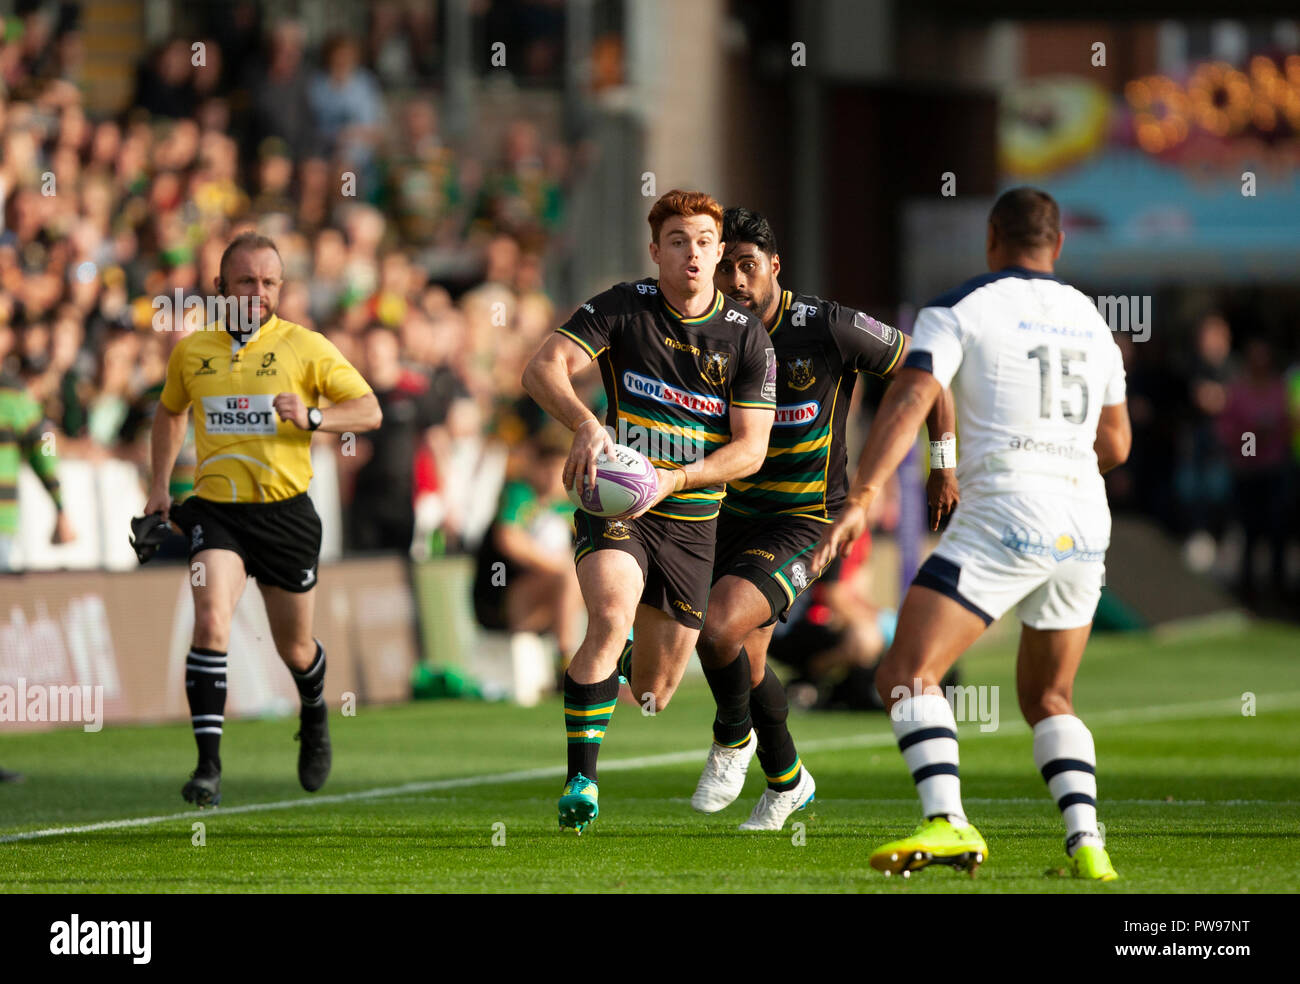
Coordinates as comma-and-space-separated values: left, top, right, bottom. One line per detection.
0, 373, 61, 536
556, 278, 777, 521
722, 290, 904, 523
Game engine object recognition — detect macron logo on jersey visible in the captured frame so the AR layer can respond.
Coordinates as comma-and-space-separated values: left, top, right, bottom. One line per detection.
201, 394, 277, 434
622, 371, 726, 417
773, 401, 820, 426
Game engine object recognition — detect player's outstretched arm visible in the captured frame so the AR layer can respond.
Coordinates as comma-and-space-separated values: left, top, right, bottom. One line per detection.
892, 333, 959, 531
1094, 401, 1132, 474
522, 333, 615, 493
924, 384, 959, 531
811, 368, 941, 571
146, 403, 190, 519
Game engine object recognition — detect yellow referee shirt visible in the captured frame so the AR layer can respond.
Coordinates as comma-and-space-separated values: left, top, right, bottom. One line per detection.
160, 315, 372, 502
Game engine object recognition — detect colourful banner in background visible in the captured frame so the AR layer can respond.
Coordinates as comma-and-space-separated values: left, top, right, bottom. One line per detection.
998, 62, 1300, 282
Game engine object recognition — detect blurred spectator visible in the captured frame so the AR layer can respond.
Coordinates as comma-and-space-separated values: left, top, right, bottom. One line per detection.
366, 0, 438, 87
1174, 312, 1234, 565
471, 429, 581, 657
473, 121, 565, 245
133, 38, 197, 120
0, 359, 72, 570
246, 19, 319, 162
348, 325, 447, 552
381, 99, 466, 248
250, 139, 297, 217
770, 536, 892, 711
1218, 339, 1292, 603
308, 36, 385, 190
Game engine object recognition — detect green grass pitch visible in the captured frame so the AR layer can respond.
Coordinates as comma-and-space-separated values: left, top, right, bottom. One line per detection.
2, 620, 1298, 893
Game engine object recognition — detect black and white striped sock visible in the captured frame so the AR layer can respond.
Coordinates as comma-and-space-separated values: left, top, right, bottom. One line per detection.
185, 647, 227, 771
1033, 714, 1102, 854
292, 640, 327, 725
892, 693, 967, 825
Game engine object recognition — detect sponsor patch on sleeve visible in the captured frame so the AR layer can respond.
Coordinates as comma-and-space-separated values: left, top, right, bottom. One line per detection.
853, 311, 896, 346
761, 347, 777, 403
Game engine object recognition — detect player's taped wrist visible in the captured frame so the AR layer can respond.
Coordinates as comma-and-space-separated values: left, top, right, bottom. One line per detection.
576, 417, 601, 434
930, 437, 957, 470
673, 466, 688, 492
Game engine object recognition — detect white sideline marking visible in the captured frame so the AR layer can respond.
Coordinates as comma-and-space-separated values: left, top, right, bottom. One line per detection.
3, 691, 1298, 844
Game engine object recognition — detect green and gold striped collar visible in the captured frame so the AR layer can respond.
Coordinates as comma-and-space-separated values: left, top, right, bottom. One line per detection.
661, 288, 724, 325
767, 290, 793, 336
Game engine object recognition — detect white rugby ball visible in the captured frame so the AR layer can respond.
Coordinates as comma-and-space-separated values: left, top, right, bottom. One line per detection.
567, 444, 660, 518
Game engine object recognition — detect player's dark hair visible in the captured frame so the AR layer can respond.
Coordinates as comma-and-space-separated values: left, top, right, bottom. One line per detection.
218, 232, 283, 285
988, 187, 1060, 253
722, 207, 778, 256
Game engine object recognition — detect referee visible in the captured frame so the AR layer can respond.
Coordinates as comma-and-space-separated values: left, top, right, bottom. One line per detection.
147, 232, 381, 806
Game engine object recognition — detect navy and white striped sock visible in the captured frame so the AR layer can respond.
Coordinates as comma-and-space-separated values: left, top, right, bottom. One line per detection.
1033, 714, 1102, 854
185, 647, 227, 770
892, 693, 967, 825
292, 640, 327, 725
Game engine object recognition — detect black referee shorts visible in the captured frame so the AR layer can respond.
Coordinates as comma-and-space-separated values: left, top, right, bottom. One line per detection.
171, 493, 322, 592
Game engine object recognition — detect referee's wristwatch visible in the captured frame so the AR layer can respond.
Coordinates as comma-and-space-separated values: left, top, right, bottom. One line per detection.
306, 407, 323, 431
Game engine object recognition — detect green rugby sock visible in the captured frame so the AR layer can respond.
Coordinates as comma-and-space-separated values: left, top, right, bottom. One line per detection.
564, 670, 620, 783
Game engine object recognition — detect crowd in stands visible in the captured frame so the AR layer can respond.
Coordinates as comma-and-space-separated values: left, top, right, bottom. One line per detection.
1, 3, 1296, 615
0, 6, 585, 574
1110, 310, 1300, 605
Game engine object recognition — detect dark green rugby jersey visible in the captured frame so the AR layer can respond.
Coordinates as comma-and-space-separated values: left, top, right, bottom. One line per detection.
0, 372, 62, 535
722, 290, 904, 523
555, 277, 777, 521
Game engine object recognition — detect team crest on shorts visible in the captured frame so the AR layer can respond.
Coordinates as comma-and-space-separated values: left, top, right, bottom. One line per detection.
700, 350, 729, 386
786, 357, 816, 391
790, 562, 809, 591
604, 520, 631, 541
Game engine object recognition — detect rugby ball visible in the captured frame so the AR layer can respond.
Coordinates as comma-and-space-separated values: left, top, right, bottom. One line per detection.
567, 444, 660, 518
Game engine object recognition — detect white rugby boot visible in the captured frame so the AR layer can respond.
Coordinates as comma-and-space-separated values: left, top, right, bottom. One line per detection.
691, 731, 758, 813
738, 767, 816, 831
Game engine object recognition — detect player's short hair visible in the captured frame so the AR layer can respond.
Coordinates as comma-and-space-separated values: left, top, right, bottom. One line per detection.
219, 232, 283, 284
988, 187, 1060, 252
722, 207, 778, 256
647, 190, 724, 245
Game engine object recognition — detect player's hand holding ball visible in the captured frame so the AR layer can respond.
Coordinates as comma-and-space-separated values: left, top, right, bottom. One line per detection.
564, 418, 617, 496
625, 466, 683, 520
565, 439, 665, 520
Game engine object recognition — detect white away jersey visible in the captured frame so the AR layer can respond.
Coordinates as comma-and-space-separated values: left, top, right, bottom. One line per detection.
906, 267, 1126, 503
